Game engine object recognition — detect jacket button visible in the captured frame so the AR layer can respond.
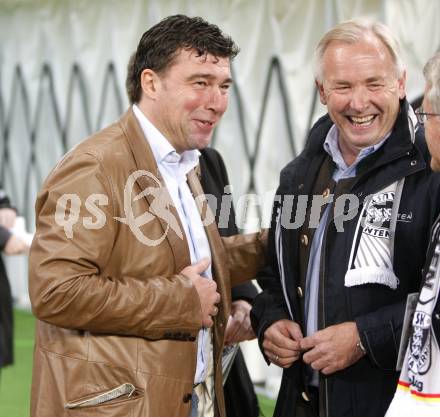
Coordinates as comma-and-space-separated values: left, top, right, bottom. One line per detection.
435, 313, 440, 320
322, 188, 331, 199
410, 160, 417, 166
301, 391, 310, 402
297, 287, 304, 298
183, 393, 192, 403
300, 234, 309, 246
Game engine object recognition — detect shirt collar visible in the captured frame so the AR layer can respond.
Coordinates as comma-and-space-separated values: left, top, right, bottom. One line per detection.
132, 104, 200, 175
323, 124, 390, 171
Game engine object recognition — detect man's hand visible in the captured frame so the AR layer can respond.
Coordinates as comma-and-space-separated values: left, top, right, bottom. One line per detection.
300, 321, 365, 375
224, 300, 255, 345
4, 234, 29, 255
180, 258, 220, 329
0, 208, 16, 229
263, 319, 303, 368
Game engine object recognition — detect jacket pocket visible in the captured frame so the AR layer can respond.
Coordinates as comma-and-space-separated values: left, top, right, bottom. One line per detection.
65, 383, 143, 416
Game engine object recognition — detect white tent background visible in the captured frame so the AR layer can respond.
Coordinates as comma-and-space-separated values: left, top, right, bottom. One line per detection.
1, 0, 439, 397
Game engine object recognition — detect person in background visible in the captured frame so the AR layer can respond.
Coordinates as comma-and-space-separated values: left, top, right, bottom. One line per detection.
251, 19, 440, 417
0, 187, 29, 370
386, 52, 440, 417
29, 15, 265, 417
199, 147, 260, 417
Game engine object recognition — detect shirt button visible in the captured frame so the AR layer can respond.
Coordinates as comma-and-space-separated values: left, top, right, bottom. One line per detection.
301, 391, 310, 402
322, 188, 331, 199
300, 234, 309, 246
297, 287, 304, 298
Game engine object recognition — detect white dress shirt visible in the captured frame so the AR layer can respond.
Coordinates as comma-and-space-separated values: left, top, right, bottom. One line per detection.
132, 104, 212, 384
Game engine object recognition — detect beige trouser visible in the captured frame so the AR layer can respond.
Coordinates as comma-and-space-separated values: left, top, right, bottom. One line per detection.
193, 343, 215, 417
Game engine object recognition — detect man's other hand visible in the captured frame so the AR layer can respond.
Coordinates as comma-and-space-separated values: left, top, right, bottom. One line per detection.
263, 319, 303, 368
300, 321, 365, 375
0, 208, 16, 229
225, 299, 255, 345
181, 258, 220, 328
4, 234, 29, 255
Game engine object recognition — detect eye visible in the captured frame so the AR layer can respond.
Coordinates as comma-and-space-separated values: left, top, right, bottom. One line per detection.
334, 85, 350, 92
367, 83, 384, 90
194, 80, 208, 87
220, 84, 231, 92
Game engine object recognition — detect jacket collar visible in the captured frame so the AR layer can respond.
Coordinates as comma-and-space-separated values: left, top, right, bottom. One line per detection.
118, 108, 191, 273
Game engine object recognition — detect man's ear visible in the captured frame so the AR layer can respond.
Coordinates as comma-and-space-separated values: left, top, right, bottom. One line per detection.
140, 69, 160, 100
397, 70, 407, 100
316, 80, 327, 105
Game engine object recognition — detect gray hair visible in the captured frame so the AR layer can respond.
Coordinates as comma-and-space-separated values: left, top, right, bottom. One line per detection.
423, 53, 440, 113
314, 19, 405, 81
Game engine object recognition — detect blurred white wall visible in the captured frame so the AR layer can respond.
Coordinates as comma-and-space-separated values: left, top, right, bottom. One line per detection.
1, 0, 439, 398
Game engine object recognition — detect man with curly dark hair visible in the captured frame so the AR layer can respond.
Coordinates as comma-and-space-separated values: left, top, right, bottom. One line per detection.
29, 15, 264, 417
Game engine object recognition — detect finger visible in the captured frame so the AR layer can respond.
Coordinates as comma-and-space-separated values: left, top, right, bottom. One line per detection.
309, 355, 328, 371
193, 257, 211, 274
321, 364, 337, 375
203, 316, 214, 328
266, 328, 301, 351
302, 348, 317, 364
299, 335, 317, 351
263, 340, 301, 358
285, 322, 304, 341
228, 323, 247, 344
264, 349, 300, 368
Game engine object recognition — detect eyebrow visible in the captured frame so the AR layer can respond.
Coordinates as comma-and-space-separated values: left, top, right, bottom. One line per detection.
365, 76, 385, 83
186, 73, 233, 84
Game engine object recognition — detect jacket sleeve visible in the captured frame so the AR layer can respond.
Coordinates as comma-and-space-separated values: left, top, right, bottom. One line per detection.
222, 230, 267, 287
231, 281, 258, 303
355, 301, 406, 370
250, 197, 292, 362
29, 152, 202, 340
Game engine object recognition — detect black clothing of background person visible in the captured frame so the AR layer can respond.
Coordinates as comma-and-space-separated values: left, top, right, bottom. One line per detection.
0, 190, 14, 369
199, 148, 260, 417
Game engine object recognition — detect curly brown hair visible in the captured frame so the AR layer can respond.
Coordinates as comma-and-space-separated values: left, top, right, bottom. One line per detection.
126, 14, 239, 104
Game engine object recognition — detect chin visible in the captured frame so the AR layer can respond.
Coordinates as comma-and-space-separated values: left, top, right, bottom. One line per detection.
190, 136, 212, 150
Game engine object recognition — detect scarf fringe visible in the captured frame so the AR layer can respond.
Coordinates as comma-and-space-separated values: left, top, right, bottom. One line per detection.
345, 267, 399, 290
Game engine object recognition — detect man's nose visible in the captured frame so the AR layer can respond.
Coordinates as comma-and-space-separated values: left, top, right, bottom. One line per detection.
349, 86, 369, 112
206, 87, 227, 113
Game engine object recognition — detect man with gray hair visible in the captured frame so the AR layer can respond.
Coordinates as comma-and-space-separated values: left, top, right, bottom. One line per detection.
386, 52, 440, 417
251, 20, 440, 417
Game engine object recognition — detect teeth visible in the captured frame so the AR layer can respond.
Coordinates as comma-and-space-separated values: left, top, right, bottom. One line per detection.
349, 115, 375, 125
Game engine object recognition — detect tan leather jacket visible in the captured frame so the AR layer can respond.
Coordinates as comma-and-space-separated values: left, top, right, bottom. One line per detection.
29, 109, 265, 417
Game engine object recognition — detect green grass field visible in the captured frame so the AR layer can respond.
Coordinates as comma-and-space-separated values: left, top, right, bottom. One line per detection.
0, 309, 275, 417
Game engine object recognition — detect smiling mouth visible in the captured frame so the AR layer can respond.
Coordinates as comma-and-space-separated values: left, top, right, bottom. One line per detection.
347, 115, 376, 127
196, 119, 214, 126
